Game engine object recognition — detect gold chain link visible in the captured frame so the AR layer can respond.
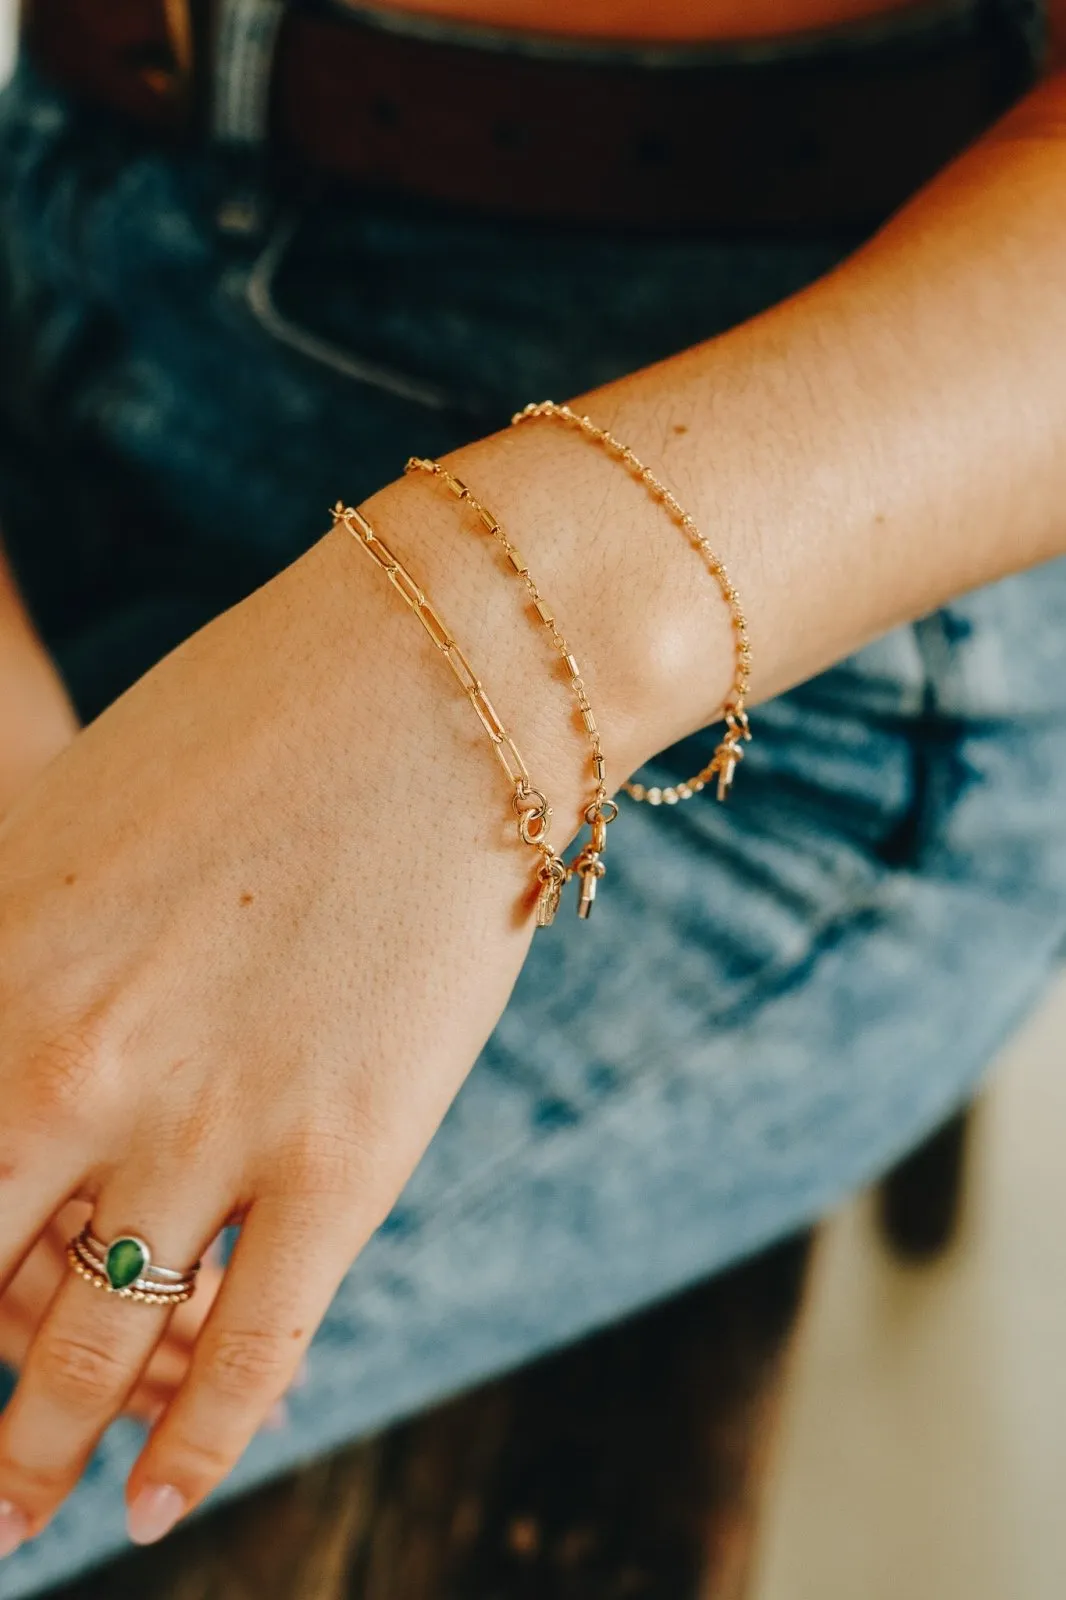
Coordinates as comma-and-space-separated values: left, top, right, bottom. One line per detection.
404, 459, 617, 921
511, 401, 753, 804
331, 502, 568, 922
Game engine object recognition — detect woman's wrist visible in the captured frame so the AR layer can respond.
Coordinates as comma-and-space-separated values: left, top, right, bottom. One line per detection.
356, 412, 743, 819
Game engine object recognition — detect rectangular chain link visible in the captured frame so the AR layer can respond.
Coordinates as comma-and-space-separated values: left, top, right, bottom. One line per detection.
331, 501, 563, 920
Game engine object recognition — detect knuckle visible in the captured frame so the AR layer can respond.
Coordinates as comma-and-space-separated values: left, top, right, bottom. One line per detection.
159, 1429, 237, 1482
160, 1101, 225, 1165
23, 1014, 118, 1127
36, 1331, 132, 1411
207, 1328, 289, 1400
0, 1452, 71, 1502
279, 1124, 364, 1196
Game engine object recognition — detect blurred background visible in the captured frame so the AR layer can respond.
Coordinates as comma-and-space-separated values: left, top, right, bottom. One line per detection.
1, 4, 1064, 1595
755, 978, 1066, 1600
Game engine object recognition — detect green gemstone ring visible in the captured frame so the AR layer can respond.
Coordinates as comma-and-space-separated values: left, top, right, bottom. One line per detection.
67, 1226, 200, 1305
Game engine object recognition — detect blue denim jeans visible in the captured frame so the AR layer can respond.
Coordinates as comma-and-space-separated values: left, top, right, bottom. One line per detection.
2, 38, 1065, 1595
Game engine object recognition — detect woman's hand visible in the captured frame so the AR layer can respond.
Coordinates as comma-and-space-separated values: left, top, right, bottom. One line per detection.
0, 391, 731, 1551
0, 626, 228, 1434
0, 498, 599, 1552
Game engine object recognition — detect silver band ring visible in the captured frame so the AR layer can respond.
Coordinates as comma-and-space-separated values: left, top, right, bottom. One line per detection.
66, 1227, 201, 1306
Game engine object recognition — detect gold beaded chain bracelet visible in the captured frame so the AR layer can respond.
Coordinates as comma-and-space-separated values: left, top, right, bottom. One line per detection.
331, 501, 571, 923
405, 456, 618, 924
512, 400, 753, 805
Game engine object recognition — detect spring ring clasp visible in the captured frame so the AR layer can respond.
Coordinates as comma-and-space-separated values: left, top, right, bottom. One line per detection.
514, 784, 553, 846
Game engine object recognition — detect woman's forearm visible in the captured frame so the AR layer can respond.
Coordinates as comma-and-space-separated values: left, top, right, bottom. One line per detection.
360, 71, 1066, 808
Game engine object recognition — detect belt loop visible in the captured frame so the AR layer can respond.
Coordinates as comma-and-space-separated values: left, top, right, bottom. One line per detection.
210, 0, 289, 233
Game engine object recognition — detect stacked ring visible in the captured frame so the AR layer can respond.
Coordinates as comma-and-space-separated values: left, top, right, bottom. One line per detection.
66, 1227, 200, 1306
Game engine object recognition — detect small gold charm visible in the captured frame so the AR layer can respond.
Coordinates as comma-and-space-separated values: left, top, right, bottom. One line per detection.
714, 738, 745, 801
574, 851, 606, 920
716, 753, 736, 801
535, 856, 567, 928
536, 878, 562, 928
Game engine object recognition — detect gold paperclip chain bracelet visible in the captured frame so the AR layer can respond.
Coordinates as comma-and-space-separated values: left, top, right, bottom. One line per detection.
331, 502, 569, 921
405, 457, 618, 924
512, 400, 753, 804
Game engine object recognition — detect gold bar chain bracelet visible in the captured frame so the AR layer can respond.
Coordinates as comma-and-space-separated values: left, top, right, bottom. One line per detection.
512, 401, 753, 804
405, 456, 618, 923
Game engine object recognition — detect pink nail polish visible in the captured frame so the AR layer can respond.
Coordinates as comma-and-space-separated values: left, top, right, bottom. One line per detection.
127, 1484, 186, 1546
0, 1500, 29, 1560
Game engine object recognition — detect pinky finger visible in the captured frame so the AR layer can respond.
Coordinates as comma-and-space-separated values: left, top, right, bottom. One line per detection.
125, 1197, 349, 1544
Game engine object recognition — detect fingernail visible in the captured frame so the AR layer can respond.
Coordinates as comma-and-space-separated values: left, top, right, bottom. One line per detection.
263, 1400, 289, 1432
291, 1356, 310, 1390
0, 1500, 29, 1560
127, 1484, 186, 1546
